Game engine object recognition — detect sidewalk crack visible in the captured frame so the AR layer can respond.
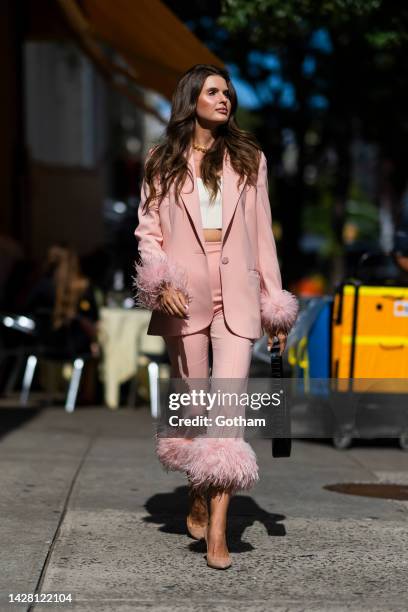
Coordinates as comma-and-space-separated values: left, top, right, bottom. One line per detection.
27, 434, 98, 611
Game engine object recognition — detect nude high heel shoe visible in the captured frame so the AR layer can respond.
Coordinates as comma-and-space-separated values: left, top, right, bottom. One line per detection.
204, 525, 232, 570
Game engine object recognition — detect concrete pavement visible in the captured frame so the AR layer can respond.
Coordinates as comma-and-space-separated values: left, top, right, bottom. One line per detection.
0, 404, 407, 611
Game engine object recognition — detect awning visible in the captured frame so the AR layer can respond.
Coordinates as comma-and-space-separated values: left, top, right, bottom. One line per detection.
25, 0, 224, 109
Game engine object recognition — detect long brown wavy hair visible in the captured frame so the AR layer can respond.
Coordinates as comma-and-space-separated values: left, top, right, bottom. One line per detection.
142, 64, 262, 212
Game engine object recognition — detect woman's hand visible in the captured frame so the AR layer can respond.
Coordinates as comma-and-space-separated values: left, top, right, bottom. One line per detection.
267, 330, 288, 355
159, 286, 190, 318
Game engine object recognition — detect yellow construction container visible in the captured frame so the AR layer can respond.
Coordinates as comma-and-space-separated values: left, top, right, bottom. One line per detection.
331, 282, 408, 380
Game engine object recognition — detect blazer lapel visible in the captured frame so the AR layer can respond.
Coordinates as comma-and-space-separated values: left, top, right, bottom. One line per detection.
222, 152, 246, 244
180, 147, 206, 252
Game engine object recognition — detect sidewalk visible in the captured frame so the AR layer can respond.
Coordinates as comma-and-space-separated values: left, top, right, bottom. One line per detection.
0, 404, 407, 611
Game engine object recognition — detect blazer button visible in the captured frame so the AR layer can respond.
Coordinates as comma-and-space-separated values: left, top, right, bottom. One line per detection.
221, 256, 229, 264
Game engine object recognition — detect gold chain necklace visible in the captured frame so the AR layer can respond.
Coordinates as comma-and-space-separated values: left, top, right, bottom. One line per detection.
192, 142, 210, 154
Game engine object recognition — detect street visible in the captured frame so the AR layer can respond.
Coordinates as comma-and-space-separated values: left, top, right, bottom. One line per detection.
1, 404, 407, 611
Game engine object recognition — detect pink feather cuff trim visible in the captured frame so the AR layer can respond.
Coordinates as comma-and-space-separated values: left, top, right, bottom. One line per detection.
260, 289, 299, 334
184, 438, 259, 494
133, 255, 190, 310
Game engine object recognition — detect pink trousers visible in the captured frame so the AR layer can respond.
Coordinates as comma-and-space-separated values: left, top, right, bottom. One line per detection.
156, 241, 259, 494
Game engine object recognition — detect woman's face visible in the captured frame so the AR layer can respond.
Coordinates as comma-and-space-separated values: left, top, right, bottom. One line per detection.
195, 75, 232, 126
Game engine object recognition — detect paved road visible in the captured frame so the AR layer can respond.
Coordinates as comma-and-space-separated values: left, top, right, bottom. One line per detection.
0, 405, 407, 611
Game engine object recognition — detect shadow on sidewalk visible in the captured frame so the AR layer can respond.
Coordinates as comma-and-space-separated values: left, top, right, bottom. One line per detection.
143, 486, 286, 554
0, 406, 43, 441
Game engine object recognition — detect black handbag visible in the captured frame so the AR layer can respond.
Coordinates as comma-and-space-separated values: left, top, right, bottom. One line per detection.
270, 338, 292, 457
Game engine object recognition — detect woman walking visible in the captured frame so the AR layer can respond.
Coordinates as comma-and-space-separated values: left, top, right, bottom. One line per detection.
134, 64, 298, 569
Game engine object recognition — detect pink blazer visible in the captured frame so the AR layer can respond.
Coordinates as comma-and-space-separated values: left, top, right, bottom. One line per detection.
134, 147, 298, 339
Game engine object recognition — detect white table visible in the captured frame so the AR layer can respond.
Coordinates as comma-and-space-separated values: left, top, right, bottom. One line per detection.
98, 307, 165, 409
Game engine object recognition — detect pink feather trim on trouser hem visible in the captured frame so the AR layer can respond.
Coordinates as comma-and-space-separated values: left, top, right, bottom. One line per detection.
155, 435, 259, 494
183, 437, 259, 494
155, 434, 194, 473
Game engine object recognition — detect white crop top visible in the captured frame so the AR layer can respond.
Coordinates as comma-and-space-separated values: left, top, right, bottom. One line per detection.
197, 177, 223, 229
